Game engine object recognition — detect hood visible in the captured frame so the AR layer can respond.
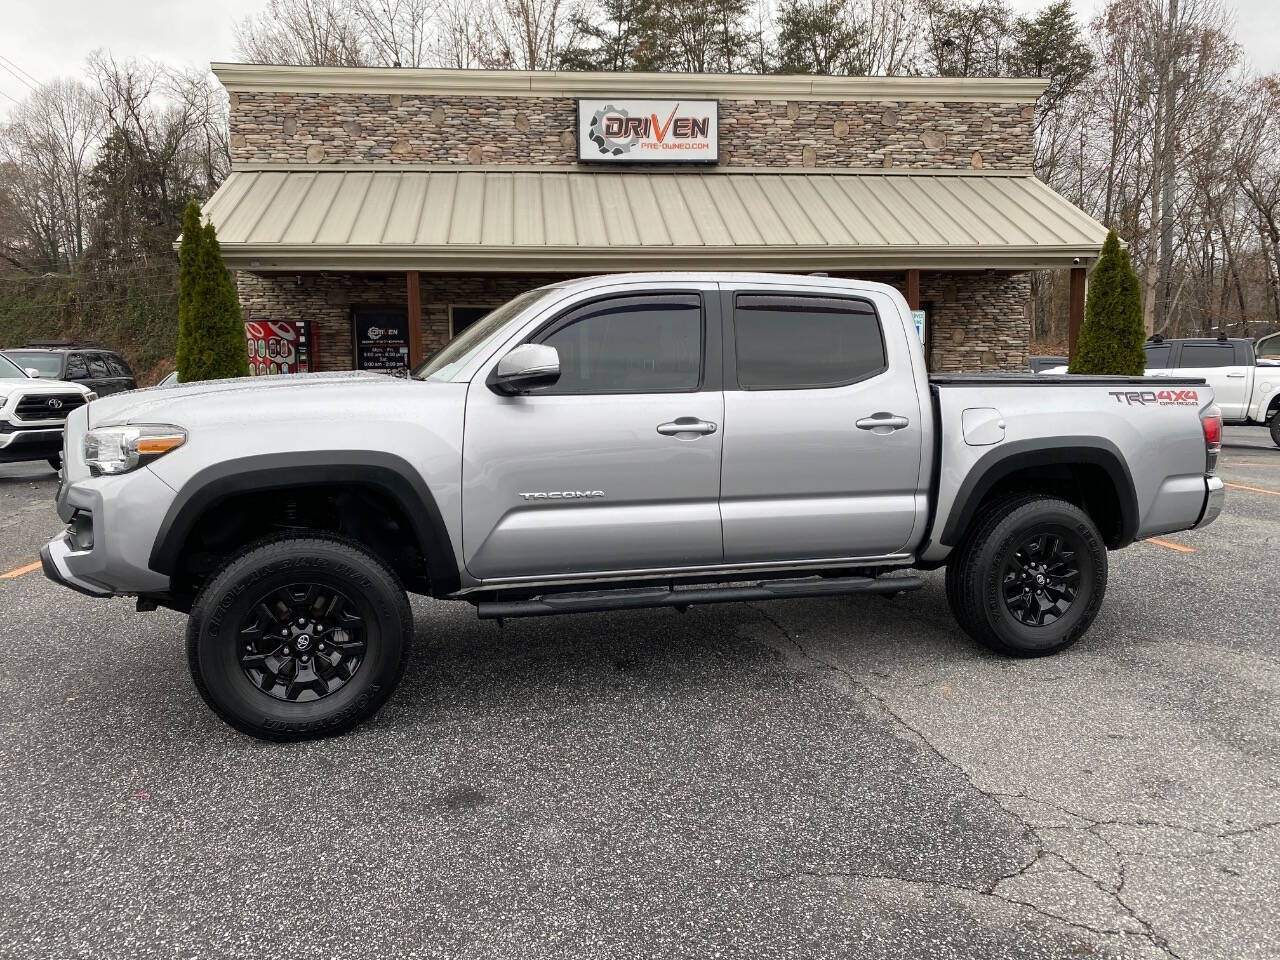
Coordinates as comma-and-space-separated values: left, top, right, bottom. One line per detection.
87, 371, 414, 427
0, 377, 92, 399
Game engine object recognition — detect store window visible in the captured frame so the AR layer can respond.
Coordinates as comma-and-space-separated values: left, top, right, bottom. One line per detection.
450, 306, 493, 338
351, 305, 410, 374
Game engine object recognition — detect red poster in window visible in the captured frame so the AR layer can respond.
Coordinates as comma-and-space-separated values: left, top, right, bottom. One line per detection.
245, 320, 311, 376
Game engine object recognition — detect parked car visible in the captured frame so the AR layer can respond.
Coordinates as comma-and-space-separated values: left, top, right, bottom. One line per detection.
42, 273, 1224, 741
1, 342, 136, 396
0, 352, 95, 470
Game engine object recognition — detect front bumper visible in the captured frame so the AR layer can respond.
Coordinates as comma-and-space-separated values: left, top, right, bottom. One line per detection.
40, 534, 112, 597
1194, 475, 1225, 529
43, 467, 176, 598
0, 425, 63, 462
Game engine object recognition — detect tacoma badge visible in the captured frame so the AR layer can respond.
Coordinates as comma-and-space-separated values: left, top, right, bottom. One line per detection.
518, 490, 606, 501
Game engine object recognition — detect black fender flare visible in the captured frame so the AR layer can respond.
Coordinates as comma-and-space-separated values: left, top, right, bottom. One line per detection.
936, 437, 1140, 548
148, 451, 461, 596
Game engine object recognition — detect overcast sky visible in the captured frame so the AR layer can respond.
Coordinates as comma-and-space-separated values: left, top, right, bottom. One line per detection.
0, 0, 1276, 109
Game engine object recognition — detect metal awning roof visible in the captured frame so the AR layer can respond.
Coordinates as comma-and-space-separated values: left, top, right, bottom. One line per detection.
203, 166, 1107, 272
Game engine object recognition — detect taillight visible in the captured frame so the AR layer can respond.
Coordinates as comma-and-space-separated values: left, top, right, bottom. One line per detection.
1201, 405, 1222, 474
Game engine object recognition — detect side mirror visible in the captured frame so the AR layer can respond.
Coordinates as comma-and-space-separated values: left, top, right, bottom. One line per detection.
490, 343, 560, 395
24, 368, 41, 378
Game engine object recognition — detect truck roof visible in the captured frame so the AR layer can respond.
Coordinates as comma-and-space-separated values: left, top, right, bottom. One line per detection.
548, 272, 906, 298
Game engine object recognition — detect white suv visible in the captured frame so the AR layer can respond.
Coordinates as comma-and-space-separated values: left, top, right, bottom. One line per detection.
0, 353, 95, 470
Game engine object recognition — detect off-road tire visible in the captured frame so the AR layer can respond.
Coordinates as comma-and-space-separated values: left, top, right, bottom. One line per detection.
1269, 412, 1280, 448
946, 495, 1107, 657
187, 535, 412, 741
47, 455, 61, 471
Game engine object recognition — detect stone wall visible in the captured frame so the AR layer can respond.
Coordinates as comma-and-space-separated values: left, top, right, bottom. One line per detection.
237, 269, 1031, 373
921, 271, 1031, 371
229, 92, 1034, 170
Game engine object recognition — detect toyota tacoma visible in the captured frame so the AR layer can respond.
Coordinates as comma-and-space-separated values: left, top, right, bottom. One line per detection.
41, 274, 1225, 740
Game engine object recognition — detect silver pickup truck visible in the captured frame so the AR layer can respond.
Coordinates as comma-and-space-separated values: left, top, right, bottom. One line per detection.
42, 274, 1224, 741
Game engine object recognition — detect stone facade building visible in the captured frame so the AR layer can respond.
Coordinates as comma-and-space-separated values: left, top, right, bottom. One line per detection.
205, 65, 1105, 374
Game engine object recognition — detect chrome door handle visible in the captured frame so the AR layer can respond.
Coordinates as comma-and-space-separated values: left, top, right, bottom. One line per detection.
1226, 372, 1246, 378
657, 417, 718, 437
856, 413, 911, 432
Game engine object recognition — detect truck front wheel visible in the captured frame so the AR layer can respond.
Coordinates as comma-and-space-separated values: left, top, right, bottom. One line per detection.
1269, 413, 1280, 447
187, 536, 412, 741
947, 496, 1107, 657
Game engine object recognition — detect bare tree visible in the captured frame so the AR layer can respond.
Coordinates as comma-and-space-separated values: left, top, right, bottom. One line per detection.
234, 0, 371, 66
473, 0, 583, 69
353, 0, 438, 66
432, 0, 488, 66
0, 79, 104, 271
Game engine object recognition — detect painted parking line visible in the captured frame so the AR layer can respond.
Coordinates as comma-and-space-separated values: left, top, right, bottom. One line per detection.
1223, 481, 1280, 497
1146, 538, 1196, 554
0, 560, 41, 580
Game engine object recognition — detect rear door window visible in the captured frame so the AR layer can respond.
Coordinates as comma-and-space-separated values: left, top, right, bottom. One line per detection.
105, 355, 132, 378
64, 354, 89, 380
1143, 343, 1172, 368
87, 354, 111, 378
1177, 344, 1236, 368
733, 294, 886, 389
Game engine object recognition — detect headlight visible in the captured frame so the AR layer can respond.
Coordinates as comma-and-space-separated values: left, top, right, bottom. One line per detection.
85, 392, 98, 402
83, 424, 186, 476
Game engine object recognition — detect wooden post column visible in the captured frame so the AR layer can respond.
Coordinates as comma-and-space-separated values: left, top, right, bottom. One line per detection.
904, 269, 926, 368
904, 269, 921, 311
1068, 267, 1086, 361
406, 270, 423, 368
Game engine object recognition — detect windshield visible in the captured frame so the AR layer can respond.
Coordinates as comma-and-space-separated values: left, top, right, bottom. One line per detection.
4, 351, 61, 377
412, 287, 559, 382
0, 354, 29, 379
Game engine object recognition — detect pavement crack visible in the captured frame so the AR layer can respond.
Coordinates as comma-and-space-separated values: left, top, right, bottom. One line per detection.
748, 604, 1187, 960
751, 864, 1165, 947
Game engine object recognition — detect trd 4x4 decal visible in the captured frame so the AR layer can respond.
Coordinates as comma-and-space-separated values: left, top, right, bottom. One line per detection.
1108, 389, 1200, 406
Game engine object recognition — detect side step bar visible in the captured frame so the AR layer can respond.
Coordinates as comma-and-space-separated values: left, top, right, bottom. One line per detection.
475, 574, 923, 620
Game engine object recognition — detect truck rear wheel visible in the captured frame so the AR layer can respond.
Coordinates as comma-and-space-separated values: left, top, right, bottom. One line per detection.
947, 495, 1107, 657
1270, 413, 1280, 447
187, 536, 412, 741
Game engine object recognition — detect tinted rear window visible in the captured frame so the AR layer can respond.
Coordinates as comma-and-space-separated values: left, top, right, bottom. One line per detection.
1143, 344, 1171, 368
734, 295, 886, 389
1178, 344, 1236, 368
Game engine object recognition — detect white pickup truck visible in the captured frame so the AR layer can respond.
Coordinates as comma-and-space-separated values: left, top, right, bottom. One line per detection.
1043, 335, 1280, 446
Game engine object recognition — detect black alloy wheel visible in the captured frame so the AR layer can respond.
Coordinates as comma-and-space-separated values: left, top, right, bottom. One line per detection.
187, 536, 412, 741
1001, 532, 1082, 627
238, 583, 368, 702
946, 494, 1107, 658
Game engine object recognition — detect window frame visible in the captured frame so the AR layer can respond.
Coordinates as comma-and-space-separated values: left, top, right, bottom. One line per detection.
725, 290, 889, 392
516, 289, 717, 397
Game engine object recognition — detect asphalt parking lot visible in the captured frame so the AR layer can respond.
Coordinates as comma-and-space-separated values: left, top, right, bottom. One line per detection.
0, 428, 1276, 960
